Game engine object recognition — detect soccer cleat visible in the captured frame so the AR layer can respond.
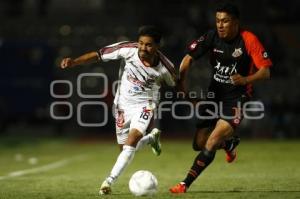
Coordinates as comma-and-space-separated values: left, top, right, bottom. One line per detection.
149, 128, 162, 156
99, 180, 112, 195
224, 136, 240, 163
225, 148, 237, 163
169, 182, 187, 193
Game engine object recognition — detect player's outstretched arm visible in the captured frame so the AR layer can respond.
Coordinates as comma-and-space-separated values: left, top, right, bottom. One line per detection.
60, 51, 99, 69
177, 54, 193, 94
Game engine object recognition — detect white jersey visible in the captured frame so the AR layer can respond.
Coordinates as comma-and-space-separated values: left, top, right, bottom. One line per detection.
98, 41, 176, 108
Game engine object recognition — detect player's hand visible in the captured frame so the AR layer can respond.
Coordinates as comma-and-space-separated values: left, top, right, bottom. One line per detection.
230, 74, 248, 85
60, 58, 74, 69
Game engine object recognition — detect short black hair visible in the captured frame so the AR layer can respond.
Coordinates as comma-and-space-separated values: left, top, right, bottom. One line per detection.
138, 25, 162, 44
216, 2, 240, 19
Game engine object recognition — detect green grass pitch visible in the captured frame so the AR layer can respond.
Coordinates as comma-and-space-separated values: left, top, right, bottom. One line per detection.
0, 137, 299, 199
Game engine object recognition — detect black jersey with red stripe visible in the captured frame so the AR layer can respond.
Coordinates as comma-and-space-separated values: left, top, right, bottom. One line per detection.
187, 29, 272, 100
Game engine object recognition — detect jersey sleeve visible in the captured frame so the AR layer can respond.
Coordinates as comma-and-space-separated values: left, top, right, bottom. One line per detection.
98, 42, 137, 62
186, 30, 215, 59
163, 68, 176, 87
158, 51, 176, 87
241, 31, 273, 69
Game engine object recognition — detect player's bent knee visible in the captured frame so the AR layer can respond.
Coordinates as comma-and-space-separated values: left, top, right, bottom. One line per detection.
205, 137, 221, 151
126, 129, 143, 147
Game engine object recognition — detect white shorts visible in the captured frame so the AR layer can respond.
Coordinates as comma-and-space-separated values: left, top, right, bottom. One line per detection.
114, 103, 154, 144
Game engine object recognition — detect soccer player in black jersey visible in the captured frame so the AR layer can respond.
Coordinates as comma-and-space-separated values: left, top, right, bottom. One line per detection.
170, 2, 272, 193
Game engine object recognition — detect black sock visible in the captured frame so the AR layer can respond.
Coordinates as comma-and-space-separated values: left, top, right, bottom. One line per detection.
183, 149, 216, 187
222, 139, 233, 151
222, 136, 240, 151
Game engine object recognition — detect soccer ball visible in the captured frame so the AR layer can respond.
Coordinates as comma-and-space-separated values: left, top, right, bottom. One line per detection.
129, 170, 158, 196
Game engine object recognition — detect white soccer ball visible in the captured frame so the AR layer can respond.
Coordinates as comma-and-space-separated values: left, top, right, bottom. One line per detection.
129, 170, 158, 196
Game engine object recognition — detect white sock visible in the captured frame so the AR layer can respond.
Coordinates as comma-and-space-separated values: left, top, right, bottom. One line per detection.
106, 145, 135, 184
135, 134, 154, 151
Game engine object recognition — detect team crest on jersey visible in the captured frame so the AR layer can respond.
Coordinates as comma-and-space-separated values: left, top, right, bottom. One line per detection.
232, 48, 243, 58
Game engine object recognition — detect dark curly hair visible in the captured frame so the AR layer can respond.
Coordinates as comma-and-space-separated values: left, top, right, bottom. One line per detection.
216, 2, 240, 19
138, 25, 162, 44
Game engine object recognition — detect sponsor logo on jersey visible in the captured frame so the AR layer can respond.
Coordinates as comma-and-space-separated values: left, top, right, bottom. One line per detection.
133, 86, 141, 91
232, 48, 243, 58
213, 60, 237, 84
214, 60, 237, 76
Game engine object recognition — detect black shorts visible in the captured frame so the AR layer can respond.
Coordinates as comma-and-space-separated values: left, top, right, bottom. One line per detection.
196, 95, 249, 129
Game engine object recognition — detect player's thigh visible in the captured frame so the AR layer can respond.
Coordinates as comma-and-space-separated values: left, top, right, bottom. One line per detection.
114, 108, 131, 145
205, 119, 234, 151
130, 105, 154, 136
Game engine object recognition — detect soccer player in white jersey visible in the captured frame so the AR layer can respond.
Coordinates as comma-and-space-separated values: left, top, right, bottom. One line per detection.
60, 26, 176, 195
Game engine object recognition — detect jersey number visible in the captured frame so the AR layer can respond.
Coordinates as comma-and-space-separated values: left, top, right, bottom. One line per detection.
140, 111, 150, 120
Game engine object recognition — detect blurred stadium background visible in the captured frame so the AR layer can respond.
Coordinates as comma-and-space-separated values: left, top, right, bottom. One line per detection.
0, 1, 300, 198
0, 0, 299, 138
